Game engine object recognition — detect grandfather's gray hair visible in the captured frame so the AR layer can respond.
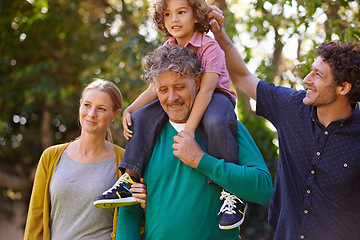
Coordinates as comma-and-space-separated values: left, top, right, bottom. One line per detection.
141, 44, 204, 83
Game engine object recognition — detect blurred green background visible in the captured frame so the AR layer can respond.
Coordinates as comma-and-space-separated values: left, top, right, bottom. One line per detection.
0, 0, 359, 239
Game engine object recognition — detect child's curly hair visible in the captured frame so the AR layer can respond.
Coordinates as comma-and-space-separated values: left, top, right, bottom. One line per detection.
152, 0, 210, 37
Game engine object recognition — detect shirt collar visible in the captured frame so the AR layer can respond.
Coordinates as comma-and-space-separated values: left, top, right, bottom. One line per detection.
167, 30, 202, 48
169, 120, 186, 132
348, 102, 360, 123
311, 102, 360, 128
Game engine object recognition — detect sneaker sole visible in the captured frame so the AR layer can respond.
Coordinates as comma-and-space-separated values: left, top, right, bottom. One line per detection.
94, 197, 138, 209
219, 218, 244, 230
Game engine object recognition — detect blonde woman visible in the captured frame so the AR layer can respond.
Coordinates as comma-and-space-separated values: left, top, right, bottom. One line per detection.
24, 79, 147, 240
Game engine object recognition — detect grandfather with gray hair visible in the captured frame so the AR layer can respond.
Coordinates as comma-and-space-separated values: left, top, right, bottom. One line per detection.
115, 44, 273, 240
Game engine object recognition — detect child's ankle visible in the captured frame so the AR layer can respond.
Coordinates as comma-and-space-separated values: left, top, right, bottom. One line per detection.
125, 169, 139, 179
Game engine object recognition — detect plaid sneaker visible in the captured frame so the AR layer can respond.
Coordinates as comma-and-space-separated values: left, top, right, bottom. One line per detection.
94, 173, 140, 209
218, 190, 248, 230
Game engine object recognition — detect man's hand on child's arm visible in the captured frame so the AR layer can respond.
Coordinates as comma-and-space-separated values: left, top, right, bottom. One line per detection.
173, 131, 204, 169
122, 109, 133, 140
183, 128, 195, 139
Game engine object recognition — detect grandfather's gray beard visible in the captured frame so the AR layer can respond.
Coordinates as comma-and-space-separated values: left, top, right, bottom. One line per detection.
162, 85, 197, 122
167, 107, 191, 122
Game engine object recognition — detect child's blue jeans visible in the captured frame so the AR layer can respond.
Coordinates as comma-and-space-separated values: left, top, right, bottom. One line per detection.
119, 89, 239, 183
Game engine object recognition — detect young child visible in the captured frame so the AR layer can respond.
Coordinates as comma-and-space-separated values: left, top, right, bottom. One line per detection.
94, 0, 247, 230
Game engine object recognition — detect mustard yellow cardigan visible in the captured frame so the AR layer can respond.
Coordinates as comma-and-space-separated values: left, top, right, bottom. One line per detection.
24, 142, 124, 240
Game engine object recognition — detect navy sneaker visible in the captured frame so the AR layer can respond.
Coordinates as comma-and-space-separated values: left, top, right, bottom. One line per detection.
94, 173, 140, 209
218, 190, 248, 230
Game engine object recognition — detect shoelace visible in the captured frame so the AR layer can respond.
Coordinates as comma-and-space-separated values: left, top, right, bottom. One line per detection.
218, 191, 243, 215
102, 174, 129, 195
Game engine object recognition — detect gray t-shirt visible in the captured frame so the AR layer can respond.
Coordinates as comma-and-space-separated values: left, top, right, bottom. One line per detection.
50, 151, 116, 240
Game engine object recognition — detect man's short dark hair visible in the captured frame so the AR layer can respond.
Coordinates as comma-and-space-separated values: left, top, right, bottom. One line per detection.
317, 41, 360, 103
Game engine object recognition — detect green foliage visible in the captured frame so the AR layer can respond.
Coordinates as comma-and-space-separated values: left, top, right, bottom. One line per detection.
0, 0, 158, 217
